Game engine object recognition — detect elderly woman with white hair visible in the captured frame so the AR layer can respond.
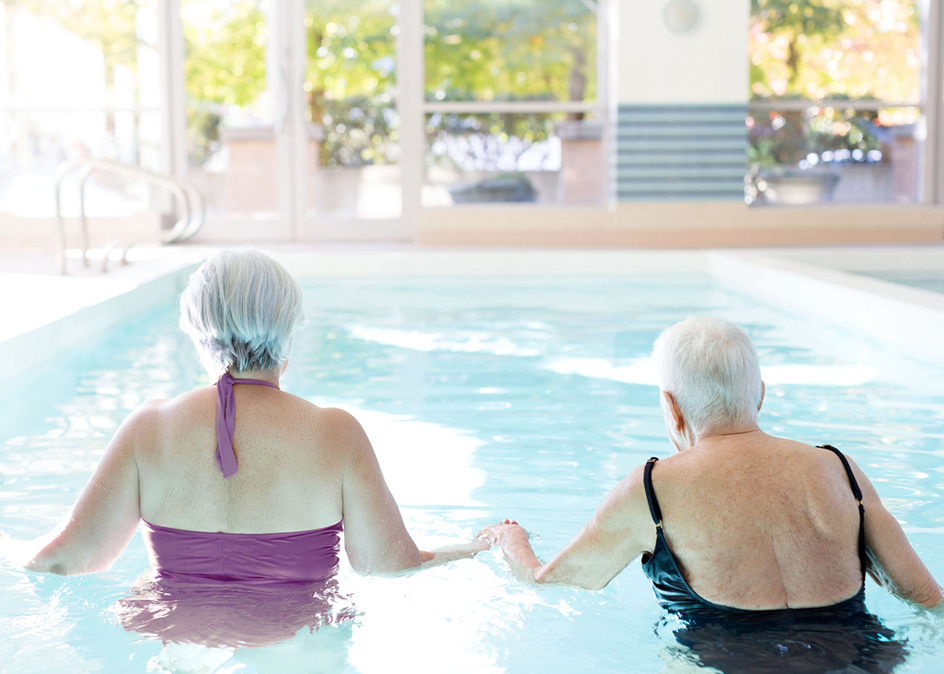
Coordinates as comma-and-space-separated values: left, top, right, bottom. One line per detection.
0, 250, 483, 584
479, 317, 942, 619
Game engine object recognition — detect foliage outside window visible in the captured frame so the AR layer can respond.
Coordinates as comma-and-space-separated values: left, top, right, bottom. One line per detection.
749, 0, 920, 175
183, 0, 267, 167
424, 1, 596, 185
423, 0, 596, 104
305, 0, 398, 168
183, 0, 597, 175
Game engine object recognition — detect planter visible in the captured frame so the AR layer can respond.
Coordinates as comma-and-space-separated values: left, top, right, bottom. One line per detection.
447, 173, 537, 204
757, 169, 841, 206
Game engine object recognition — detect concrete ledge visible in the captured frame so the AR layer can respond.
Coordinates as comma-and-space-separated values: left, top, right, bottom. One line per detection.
267, 248, 713, 277
753, 246, 944, 272
418, 202, 944, 248
0, 253, 205, 380
711, 251, 944, 363
0, 212, 165, 248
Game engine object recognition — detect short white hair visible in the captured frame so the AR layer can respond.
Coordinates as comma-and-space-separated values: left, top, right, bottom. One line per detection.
179, 249, 304, 376
651, 316, 763, 435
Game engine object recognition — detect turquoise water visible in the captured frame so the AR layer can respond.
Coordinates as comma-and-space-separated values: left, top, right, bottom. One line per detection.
1, 275, 943, 673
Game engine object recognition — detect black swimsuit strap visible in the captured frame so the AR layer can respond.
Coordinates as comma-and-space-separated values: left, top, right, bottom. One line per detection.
818, 444, 867, 581
643, 457, 663, 528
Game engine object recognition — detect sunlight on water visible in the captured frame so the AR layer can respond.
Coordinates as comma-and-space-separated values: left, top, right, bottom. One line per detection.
541, 356, 878, 388
1, 275, 943, 673
347, 325, 543, 358
325, 406, 487, 510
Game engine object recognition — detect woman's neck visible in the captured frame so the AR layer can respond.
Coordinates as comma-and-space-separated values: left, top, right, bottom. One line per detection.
693, 425, 763, 447
226, 368, 281, 388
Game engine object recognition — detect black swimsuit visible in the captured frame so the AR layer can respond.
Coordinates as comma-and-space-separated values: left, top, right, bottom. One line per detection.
640, 444, 868, 620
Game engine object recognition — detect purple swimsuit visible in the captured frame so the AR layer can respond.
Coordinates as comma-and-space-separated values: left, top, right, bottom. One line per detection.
141, 372, 343, 584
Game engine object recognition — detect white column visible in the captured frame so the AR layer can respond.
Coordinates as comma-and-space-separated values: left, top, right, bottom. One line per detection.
289, 0, 310, 239
921, 0, 944, 205
158, 0, 187, 178
397, 0, 423, 240
602, 0, 617, 207
268, 0, 297, 239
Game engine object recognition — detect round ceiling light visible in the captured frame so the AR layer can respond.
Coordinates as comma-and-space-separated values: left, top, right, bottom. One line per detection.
664, 0, 700, 33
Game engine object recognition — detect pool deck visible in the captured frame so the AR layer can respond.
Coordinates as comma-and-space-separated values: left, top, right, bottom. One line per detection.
3, 243, 944, 380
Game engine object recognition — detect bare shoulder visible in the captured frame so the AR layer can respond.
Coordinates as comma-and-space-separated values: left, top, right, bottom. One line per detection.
312, 405, 364, 432
120, 397, 172, 437
595, 463, 650, 525
762, 436, 879, 499
834, 451, 880, 500
119, 387, 223, 455
607, 463, 647, 501
99, 397, 175, 468
795, 440, 870, 476
754, 434, 849, 469
129, 387, 216, 431
307, 406, 373, 456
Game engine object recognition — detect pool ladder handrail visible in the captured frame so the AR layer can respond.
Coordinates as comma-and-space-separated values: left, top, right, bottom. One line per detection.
54, 159, 206, 275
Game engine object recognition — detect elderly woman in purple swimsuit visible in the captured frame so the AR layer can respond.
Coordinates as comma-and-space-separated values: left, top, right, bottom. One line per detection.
0, 250, 485, 584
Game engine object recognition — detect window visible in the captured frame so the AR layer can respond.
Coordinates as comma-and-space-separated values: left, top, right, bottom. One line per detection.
421, 0, 608, 207
747, 0, 925, 206
0, 0, 163, 218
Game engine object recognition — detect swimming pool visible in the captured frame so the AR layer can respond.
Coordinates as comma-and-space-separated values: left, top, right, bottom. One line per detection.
1, 273, 942, 673
859, 271, 944, 296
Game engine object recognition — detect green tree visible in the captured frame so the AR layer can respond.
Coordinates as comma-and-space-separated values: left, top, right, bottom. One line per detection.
423, 0, 596, 105
182, 0, 267, 165
421, 0, 596, 173
749, 0, 920, 167
183, 0, 597, 169
304, 0, 398, 166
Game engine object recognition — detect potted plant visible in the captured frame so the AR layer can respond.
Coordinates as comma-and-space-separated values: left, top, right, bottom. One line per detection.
748, 106, 886, 205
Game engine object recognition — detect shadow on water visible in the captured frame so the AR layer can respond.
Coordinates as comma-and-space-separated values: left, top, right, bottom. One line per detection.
657, 607, 907, 674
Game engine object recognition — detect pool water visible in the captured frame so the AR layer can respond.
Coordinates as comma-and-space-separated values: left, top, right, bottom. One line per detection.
1, 275, 943, 673
859, 271, 944, 296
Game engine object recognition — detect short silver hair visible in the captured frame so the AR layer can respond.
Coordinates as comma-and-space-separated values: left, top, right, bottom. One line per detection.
651, 317, 763, 436
179, 249, 304, 376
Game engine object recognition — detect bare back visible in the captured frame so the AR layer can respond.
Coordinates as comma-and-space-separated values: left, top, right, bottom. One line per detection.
135, 385, 346, 533
650, 434, 863, 610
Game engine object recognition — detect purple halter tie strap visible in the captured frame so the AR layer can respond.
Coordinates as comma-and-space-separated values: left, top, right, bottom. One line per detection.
215, 371, 279, 478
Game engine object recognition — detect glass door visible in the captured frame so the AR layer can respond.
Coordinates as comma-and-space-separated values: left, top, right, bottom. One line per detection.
422, 0, 606, 208
180, 0, 293, 240
292, 0, 410, 241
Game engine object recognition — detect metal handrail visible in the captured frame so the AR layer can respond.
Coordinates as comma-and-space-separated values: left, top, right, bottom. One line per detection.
54, 159, 206, 274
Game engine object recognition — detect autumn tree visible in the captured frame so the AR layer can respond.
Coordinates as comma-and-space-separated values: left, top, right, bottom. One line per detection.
749, 0, 921, 167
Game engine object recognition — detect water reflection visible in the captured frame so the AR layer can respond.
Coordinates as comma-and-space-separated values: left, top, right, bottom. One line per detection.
658, 607, 907, 674
113, 573, 356, 649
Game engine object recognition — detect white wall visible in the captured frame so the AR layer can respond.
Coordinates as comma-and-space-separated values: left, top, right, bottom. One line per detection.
616, 0, 749, 104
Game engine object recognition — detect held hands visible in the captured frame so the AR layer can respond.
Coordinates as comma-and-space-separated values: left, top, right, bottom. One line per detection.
476, 519, 529, 548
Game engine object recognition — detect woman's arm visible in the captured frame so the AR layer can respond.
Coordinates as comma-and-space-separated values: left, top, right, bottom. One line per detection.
332, 409, 482, 573
419, 540, 491, 566
478, 465, 655, 590
0, 403, 150, 575
848, 456, 943, 610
